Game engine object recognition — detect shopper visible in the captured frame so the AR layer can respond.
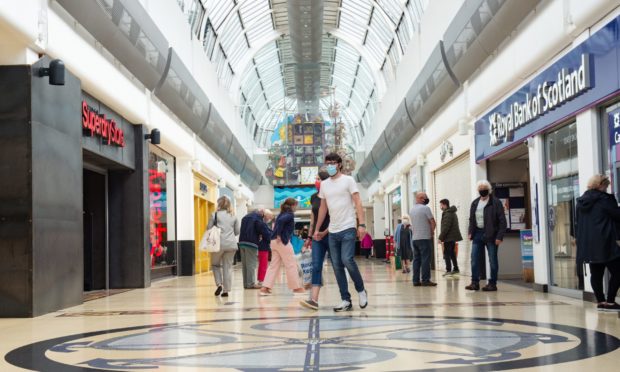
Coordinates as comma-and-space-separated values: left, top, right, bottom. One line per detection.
260, 198, 305, 296
239, 209, 272, 289
257, 210, 274, 286
209, 196, 240, 297
361, 231, 373, 259
394, 217, 409, 263
399, 216, 413, 273
314, 153, 368, 312
409, 192, 437, 286
300, 170, 332, 310
438, 199, 463, 277
576, 174, 620, 312
466, 180, 507, 291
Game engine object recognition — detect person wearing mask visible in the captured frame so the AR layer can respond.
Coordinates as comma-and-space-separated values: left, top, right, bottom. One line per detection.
257, 210, 274, 287
209, 196, 240, 297
576, 174, 620, 312
399, 216, 413, 273
239, 209, 272, 289
466, 180, 507, 291
314, 153, 368, 312
392, 218, 403, 264
300, 171, 332, 310
260, 198, 305, 296
409, 192, 437, 286
438, 199, 463, 277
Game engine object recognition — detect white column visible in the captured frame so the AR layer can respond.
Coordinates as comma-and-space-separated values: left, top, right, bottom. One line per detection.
383, 192, 392, 235
175, 158, 195, 241
576, 108, 601, 294
400, 175, 409, 217
235, 196, 249, 218
373, 194, 386, 238
528, 134, 550, 286
577, 108, 601, 193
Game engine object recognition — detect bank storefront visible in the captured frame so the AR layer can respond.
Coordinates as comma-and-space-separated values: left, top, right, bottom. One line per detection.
475, 15, 620, 299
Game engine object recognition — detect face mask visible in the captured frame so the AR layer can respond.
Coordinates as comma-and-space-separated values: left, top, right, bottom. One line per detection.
423, 198, 430, 205
479, 189, 490, 197
326, 164, 338, 176
315, 180, 321, 191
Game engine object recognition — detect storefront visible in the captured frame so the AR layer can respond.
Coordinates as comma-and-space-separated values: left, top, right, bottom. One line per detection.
0, 57, 154, 317
475, 15, 620, 297
432, 149, 472, 276
149, 146, 178, 280
193, 173, 217, 274
388, 187, 402, 234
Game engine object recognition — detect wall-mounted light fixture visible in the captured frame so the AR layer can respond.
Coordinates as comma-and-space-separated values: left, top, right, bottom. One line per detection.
144, 128, 161, 145
38, 59, 65, 86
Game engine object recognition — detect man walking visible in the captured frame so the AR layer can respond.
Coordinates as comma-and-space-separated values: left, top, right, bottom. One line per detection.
409, 191, 437, 287
466, 180, 507, 291
314, 153, 368, 311
239, 209, 272, 289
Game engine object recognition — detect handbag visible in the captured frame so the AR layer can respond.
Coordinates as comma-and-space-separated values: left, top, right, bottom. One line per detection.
200, 212, 221, 253
299, 249, 313, 286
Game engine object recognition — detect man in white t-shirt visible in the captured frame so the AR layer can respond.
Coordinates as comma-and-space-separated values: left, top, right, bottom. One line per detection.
314, 153, 368, 312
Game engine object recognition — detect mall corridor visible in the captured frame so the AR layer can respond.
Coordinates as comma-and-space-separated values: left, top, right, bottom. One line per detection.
3, 0, 620, 370
2, 259, 620, 371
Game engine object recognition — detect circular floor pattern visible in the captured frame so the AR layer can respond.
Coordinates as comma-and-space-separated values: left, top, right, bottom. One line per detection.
5, 315, 620, 371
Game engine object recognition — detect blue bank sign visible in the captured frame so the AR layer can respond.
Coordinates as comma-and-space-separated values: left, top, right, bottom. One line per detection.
476, 15, 620, 161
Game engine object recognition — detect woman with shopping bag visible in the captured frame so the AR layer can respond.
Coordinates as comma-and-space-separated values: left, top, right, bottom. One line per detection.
204, 196, 239, 297
260, 198, 305, 296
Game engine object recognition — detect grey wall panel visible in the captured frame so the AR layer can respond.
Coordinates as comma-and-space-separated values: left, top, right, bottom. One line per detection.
383, 102, 416, 155
0, 66, 33, 317
30, 57, 84, 316
108, 125, 150, 289
56, 0, 169, 90
370, 134, 393, 170
227, 137, 247, 174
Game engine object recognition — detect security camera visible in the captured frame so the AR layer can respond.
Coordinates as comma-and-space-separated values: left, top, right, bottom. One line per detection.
38, 59, 65, 86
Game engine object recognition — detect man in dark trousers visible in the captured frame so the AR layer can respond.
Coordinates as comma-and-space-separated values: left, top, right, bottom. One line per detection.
438, 199, 463, 277
466, 180, 507, 291
239, 209, 272, 289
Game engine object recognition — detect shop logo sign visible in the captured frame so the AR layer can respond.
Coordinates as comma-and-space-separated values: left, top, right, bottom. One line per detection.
489, 54, 591, 147
609, 109, 620, 147
82, 100, 126, 147
439, 140, 453, 162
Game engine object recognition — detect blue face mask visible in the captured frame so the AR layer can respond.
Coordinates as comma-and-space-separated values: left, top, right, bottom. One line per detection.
326, 164, 338, 176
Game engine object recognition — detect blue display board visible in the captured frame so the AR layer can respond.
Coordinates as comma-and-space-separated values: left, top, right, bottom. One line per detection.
274, 186, 316, 209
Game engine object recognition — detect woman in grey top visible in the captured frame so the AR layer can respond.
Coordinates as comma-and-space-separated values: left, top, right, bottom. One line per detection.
208, 196, 240, 297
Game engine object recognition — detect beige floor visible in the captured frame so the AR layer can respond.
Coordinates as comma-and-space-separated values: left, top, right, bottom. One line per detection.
1, 259, 619, 371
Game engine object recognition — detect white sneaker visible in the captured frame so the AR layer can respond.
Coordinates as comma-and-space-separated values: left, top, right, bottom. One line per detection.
333, 300, 353, 312
359, 290, 368, 309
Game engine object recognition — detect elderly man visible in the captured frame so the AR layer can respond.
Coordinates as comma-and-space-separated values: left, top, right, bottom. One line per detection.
409, 191, 437, 286
239, 209, 272, 289
466, 180, 507, 291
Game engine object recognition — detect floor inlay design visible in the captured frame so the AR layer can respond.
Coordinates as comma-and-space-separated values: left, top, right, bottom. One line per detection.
6, 315, 619, 371
54, 301, 570, 318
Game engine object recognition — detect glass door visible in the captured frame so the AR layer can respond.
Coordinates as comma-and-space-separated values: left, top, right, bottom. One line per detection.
546, 122, 582, 291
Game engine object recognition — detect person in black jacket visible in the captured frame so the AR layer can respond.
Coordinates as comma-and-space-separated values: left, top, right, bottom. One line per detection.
438, 199, 463, 277
576, 174, 620, 312
399, 216, 413, 273
466, 180, 507, 291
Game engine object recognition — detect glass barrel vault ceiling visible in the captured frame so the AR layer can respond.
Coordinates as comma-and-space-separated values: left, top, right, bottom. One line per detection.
176, 0, 429, 148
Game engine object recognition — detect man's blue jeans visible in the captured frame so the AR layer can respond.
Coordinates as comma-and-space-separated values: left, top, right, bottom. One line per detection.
311, 234, 330, 286
471, 229, 498, 284
412, 239, 432, 283
329, 228, 365, 301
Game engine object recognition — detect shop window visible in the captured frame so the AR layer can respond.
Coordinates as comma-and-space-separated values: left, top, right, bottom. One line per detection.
149, 145, 177, 272
545, 122, 580, 290
601, 101, 620, 199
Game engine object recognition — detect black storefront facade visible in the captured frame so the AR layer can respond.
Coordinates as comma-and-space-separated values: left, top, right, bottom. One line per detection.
0, 57, 171, 317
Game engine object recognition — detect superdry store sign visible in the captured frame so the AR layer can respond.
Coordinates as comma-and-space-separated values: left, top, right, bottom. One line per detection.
82, 100, 126, 147
475, 15, 620, 162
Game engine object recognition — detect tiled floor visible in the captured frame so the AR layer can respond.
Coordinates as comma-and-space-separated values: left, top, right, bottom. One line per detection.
1, 258, 619, 371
